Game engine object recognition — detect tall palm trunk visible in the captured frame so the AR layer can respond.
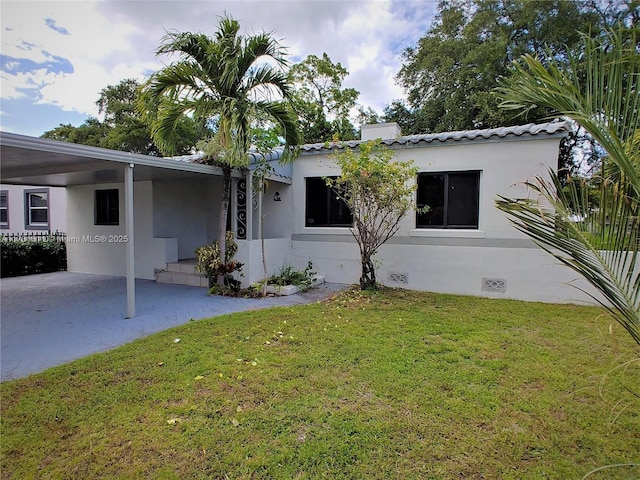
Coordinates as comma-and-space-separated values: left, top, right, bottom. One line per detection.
218, 164, 231, 287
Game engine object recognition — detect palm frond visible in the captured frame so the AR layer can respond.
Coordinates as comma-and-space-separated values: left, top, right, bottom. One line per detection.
149, 98, 195, 156
253, 100, 302, 157
157, 32, 210, 65
497, 172, 640, 343
498, 27, 640, 196
244, 65, 292, 100
496, 26, 640, 345
239, 32, 288, 74
139, 13, 300, 167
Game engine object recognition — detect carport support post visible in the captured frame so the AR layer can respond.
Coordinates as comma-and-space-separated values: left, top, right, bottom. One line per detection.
125, 163, 135, 318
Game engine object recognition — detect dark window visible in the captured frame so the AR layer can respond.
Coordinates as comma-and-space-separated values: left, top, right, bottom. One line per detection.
417, 171, 480, 228
0, 191, 8, 228
95, 189, 119, 225
25, 189, 49, 230
305, 177, 352, 227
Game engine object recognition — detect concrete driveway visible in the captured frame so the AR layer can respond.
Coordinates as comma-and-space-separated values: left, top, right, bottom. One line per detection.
1, 272, 345, 381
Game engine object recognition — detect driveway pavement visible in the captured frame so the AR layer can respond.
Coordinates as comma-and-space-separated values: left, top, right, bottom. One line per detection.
1, 272, 346, 381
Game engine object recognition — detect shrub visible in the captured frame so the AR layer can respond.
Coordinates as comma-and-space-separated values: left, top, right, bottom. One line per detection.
194, 231, 243, 289
0, 236, 67, 277
267, 261, 316, 291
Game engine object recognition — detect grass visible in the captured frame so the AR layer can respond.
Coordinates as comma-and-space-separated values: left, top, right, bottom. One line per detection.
1, 288, 639, 479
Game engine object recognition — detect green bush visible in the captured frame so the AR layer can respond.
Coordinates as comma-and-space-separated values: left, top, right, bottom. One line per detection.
194, 231, 243, 289
0, 237, 67, 277
268, 261, 316, 291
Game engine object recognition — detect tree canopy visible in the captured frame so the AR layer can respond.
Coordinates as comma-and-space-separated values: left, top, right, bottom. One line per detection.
288, 53, 360, 143
388, 0, 638, 173
395, 0, 635, 134
42, 79, 207, 155
138, 14, 301, 286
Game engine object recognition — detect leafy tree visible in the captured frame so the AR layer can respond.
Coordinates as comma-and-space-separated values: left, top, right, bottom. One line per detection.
139, 15, 300, 285
397, 0, 599, 131
42, 79, 205, 155
380, 100, 431, 136
42, 117, 108, 147
496, 26, 640, 345
394, 0, 637, 170
289, 53, 359, 143
95, 79, 159, 154
328, 141, 421, 290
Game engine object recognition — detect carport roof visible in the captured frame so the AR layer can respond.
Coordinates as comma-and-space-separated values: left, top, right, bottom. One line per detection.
0, 132, 230, 187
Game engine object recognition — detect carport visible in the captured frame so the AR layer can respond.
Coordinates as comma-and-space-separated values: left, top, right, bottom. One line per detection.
0, 132, 236, 318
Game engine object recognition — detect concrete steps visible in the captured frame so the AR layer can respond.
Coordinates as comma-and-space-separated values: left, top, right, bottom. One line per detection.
156, 260, 326, 293
156, 259, 209, 288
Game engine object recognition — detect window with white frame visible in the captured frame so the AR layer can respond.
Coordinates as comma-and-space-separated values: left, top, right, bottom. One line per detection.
0, 191, 8, 229
305, 177, 352, 227
416, 171, 480, 229
25, 189, 49, 230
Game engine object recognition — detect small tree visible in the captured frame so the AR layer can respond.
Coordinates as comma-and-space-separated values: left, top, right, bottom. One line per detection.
328, 141, 422, 290
250, 125, 284, 297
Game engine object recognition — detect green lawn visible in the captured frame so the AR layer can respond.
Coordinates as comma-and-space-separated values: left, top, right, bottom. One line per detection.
1, 288, 638, 479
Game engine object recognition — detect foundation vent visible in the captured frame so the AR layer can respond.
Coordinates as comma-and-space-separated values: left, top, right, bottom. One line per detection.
389, 272, 409, 284
482, 278, 506, 293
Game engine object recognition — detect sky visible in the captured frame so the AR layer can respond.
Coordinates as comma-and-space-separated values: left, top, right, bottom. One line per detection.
0, 0, 438, 138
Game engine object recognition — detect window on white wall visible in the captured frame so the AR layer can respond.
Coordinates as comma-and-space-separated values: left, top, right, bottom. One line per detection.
25, 189, 49, 230
305, 177, 352, 227
95, 189, 119, 225
417, 171, 480, 228
0, 191, 8, 229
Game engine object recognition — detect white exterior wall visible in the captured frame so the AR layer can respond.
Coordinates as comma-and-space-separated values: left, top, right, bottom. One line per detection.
153, 178, 216, 259
235, 238, 292, 285
290, 136, 602, 304
0, 184, 67, 234
66, 181, 177, 280
261, 182, 293, 239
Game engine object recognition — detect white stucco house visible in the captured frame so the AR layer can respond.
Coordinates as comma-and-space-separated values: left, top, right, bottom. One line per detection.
288, 121, 600, 304
0, 120, 601, 316
0, 183, 67, 235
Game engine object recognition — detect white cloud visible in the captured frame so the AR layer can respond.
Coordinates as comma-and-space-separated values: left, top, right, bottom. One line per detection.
1, 0, 438, 134
1, 1, 147, 116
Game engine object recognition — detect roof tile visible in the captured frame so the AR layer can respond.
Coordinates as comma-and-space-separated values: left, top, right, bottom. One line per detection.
300, 120, 572, 153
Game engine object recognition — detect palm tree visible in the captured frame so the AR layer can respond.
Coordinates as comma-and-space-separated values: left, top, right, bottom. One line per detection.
139, 15, 300, 285
495, 26, 639, 344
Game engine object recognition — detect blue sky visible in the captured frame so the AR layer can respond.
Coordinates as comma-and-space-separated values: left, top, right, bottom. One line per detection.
1, 0, 437, 138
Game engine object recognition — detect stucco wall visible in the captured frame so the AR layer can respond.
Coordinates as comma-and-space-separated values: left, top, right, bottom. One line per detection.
261, 182, 293, 239
153, 178, 216, 259
0, 184, 67, 234
235, 238, 292, 285
290, 136, 602, 304
66, 181, 177, 280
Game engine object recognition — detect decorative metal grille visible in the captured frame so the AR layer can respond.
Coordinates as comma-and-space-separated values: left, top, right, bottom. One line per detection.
236, 178, 247, 239
482, 278, 506, 293
388, 272, 409, 284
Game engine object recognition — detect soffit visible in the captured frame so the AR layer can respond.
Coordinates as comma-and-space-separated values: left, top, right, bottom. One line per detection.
0, 132, 228, 187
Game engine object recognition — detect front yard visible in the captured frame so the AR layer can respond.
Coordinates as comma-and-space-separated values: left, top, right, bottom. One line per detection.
1, 288, 638, 479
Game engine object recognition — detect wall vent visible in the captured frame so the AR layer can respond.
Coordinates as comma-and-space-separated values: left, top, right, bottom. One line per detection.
482, 278, 506, 293
389, 272, 409, 284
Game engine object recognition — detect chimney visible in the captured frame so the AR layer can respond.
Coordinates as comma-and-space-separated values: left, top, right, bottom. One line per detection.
361, 122, 401, 141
